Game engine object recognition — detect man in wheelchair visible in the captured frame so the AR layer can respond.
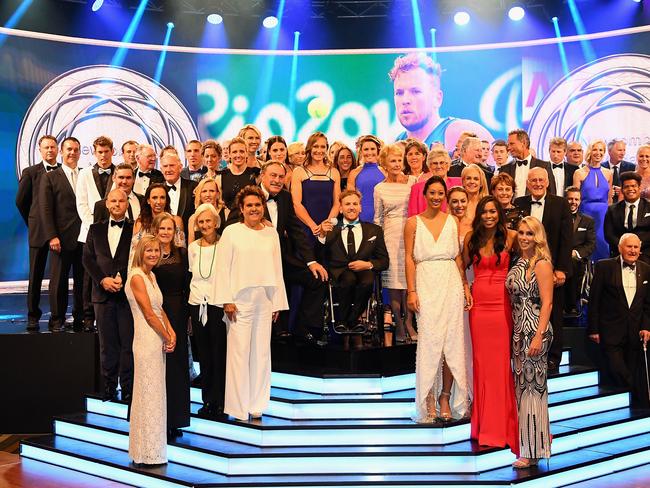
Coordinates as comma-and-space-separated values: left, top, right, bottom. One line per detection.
319, 189, 389, 335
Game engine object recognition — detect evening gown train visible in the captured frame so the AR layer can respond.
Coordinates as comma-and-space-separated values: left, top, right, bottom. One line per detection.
469, 251, 519, 454
413, 215, 471, 421
506, 257, 553, 459
126, 268, 167, 464
580, 166, 609, 261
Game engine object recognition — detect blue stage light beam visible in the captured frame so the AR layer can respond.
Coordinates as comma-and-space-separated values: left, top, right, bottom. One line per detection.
409, 0, 425, 48
0, 0, 34, 47
110, 0, 149, 67
567, 0, 596, 62
552, 17, 570, 76
429, 28, 437, 62
288, 31, 300, 113
91, 0, 104, 12
153, 22, 174, 84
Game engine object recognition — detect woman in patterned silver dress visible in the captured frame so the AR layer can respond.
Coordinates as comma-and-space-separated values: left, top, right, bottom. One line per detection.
506, 216, 554, 468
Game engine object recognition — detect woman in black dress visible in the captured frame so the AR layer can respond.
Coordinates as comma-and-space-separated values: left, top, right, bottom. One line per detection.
216, 137, 260, 210
152, 212, 191, 439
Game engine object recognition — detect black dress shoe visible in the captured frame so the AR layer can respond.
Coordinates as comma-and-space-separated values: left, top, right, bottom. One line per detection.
167, 428, 183, 439
198, 402, 218, 418
26, 320, 40, 332
83, 319, 96, 333
50, 321, 65, 332
72, 321, 84, 332
103, 387, 118, 402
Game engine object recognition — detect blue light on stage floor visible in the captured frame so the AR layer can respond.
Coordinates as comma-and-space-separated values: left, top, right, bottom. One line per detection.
454, 11, 471, 26
207, 13, 223, 25
263, 15, 278, 29
91, 0, 104, 12
86, 397, 128, 418
110, 0, 149, 67
552, 16, 570, 76
549, 392, 629, 422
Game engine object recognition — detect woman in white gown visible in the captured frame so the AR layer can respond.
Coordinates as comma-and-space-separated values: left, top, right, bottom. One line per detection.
405, 176, 473, 423
125, 235, 176, 465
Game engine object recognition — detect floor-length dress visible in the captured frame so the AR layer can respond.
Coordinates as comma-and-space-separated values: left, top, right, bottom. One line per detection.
470, 251, 519, 454
413, 215, 471, 421
153, 247, 191, 431
355, 163, 384, 223
373, 178, 416, 289
125, 268, 167, 464
506, 257, 553, 459
580, 166, 609, 261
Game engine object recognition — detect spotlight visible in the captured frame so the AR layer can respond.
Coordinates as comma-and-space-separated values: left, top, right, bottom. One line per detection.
508, 6, 525, 21
167, 22, 174, 29
263, 15, 278, 29
91, 0, 104, 12
454, 11, 470, 26
632, 0, 641, 3
207, 13, 223, 25
552, 16, 558, 22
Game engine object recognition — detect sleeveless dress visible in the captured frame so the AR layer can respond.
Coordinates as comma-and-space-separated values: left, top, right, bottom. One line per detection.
373, 178, 416, 289
506, 257, 553, 459
355, 163, 384, 223
470, 251, 519, 454
125, 268, 167, 464
220, 167, 260, 209
301, 167, 334, 244
413, 215, 471, 421
580, 166, 609, 260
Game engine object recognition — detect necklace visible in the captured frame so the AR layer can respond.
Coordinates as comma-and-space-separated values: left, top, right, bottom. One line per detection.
198, 237, 217, 279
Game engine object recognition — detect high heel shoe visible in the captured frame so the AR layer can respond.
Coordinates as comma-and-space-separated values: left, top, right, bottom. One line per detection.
512, 458, 539, 469
438, 391, 453, 421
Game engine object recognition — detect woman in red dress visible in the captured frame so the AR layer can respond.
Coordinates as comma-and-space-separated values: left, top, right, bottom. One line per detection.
463, 195, 519, 454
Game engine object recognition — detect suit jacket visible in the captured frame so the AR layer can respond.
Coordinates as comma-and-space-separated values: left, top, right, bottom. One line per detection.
499, 156, 557, 195
587, 258, 650, 345
604, 198, 650, 260
168, 178, 197, 231
133, 168, 164, 194
572, 212, 596, 260
15, 162, 60, 247
554, 162, 579, 196
514, 193, 573, 274
92, 192, 144, 223
82, 220, 133, 304
602, 160, 636, 174
322, 222, 389, 279
39, 167, 81, 250
225, 188, 317, 267
76, 164, 115, 243
447, 161, 493, 185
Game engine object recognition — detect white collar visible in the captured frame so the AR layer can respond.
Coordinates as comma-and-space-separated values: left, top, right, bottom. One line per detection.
625, 198, 640, 208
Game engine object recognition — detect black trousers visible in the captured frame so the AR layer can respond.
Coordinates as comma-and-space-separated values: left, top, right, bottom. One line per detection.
335, 269, 375, 326
190, 304, 226, 409
82, 261, 96, 322
548, 284, 565, 367
281, 260, 326, 337
602, 339, 649, 408
48, 243, 84, 326
27, 244, 49, 322
95, 297, 134, 394
564, 257, 586, 312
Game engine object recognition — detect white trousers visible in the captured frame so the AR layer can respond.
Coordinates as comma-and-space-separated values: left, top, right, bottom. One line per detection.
224, 287, 273, 421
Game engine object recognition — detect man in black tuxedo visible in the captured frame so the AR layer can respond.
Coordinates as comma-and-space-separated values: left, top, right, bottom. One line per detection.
564, 186, 596, 316
132, 144, 163, 196
160, 153, 197, 231
604, 172, 650, 265
93, 164, 143, 223
39, 137, 84, 332
15, 135, 60, 331
320, 189, 389, 333
515, 167, 573, 372
548, 137, 579, 197
603, 139, 636, 201
83, 189, 134, 402
225, 161, 329, 342
448, 137, 493, 185
588, 233, 650, 407
180, 140, 207, 182
501, 129, 556, 198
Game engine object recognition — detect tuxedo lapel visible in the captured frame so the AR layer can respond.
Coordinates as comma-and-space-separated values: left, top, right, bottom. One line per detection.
573, 213, 580, 233
631, 267, 645, 308
612, 261, 629, 307
178, 180, 188, 218
115, 222, 133, 260
91, 166, 103, 196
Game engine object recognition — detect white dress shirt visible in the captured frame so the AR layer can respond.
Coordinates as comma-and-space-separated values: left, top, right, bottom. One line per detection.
108, 218, 125, 257
530, 194, 546, 222
514, 154, 533, 198
261, 186, 278, 228
166, 179, 181, 215
621, 257, 637, 307
552, 162, 565, 196
127, 192, 141, 221
624, 199, 640, 229
341, 219, 363, 254
133, 169, 152, 196
61, 164, 79, 193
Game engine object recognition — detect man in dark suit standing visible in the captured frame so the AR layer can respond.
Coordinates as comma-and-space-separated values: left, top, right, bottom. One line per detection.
604, 172, 650, 265
515, 167, 573, 372
501, 129, 556, 198
83, 189, 134, 402
15, 135, 60, 331
320, 189, 389, 333
548, 137, 578, 197
160, 153, 197, 231
93, 164, 143, 223
132, 144, 163, 196
448, 137, 493, 185
588, 233, 650, 407
39, 137, 83, 332
603, 139, 636, 202
225, 161, 329, 342
564, 186, 596, 316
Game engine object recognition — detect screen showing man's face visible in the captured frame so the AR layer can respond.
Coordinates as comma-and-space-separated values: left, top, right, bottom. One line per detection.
393, 68, 442, 133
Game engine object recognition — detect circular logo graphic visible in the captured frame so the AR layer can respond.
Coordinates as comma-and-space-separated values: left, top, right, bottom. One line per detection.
528, 54, 650, 162
16, 64, 199, 179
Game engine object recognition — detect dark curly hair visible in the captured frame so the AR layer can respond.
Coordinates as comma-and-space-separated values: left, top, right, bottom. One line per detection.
235, 185, 266, 222
467, 195, 507, 268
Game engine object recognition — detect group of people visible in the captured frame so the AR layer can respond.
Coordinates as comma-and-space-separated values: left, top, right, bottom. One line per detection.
15, 113, 650, 468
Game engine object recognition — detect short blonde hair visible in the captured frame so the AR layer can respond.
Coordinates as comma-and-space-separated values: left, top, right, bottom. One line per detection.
461, 164, 489, 198
518, 216, 553, 267
388, 53, 442, 89
585, 139, 606, 164
131, 235, 161, 269
193, 178, 224, 210
378, 143, 404, 170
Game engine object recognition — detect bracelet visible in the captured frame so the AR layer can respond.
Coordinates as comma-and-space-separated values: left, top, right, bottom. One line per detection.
407, 290, 417, 294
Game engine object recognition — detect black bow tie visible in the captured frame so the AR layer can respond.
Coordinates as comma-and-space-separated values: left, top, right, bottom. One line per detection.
138, 171, 151, 178
110, 220, 125, 228
531, 200, 543, 206
516, 159, 528, 167
98, 168, 111, 175
266, 193, 278, 202
623, 262, 636, 270
45, 165, 59, 172
167, 184, 177, 192
552, 163, 564, 170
